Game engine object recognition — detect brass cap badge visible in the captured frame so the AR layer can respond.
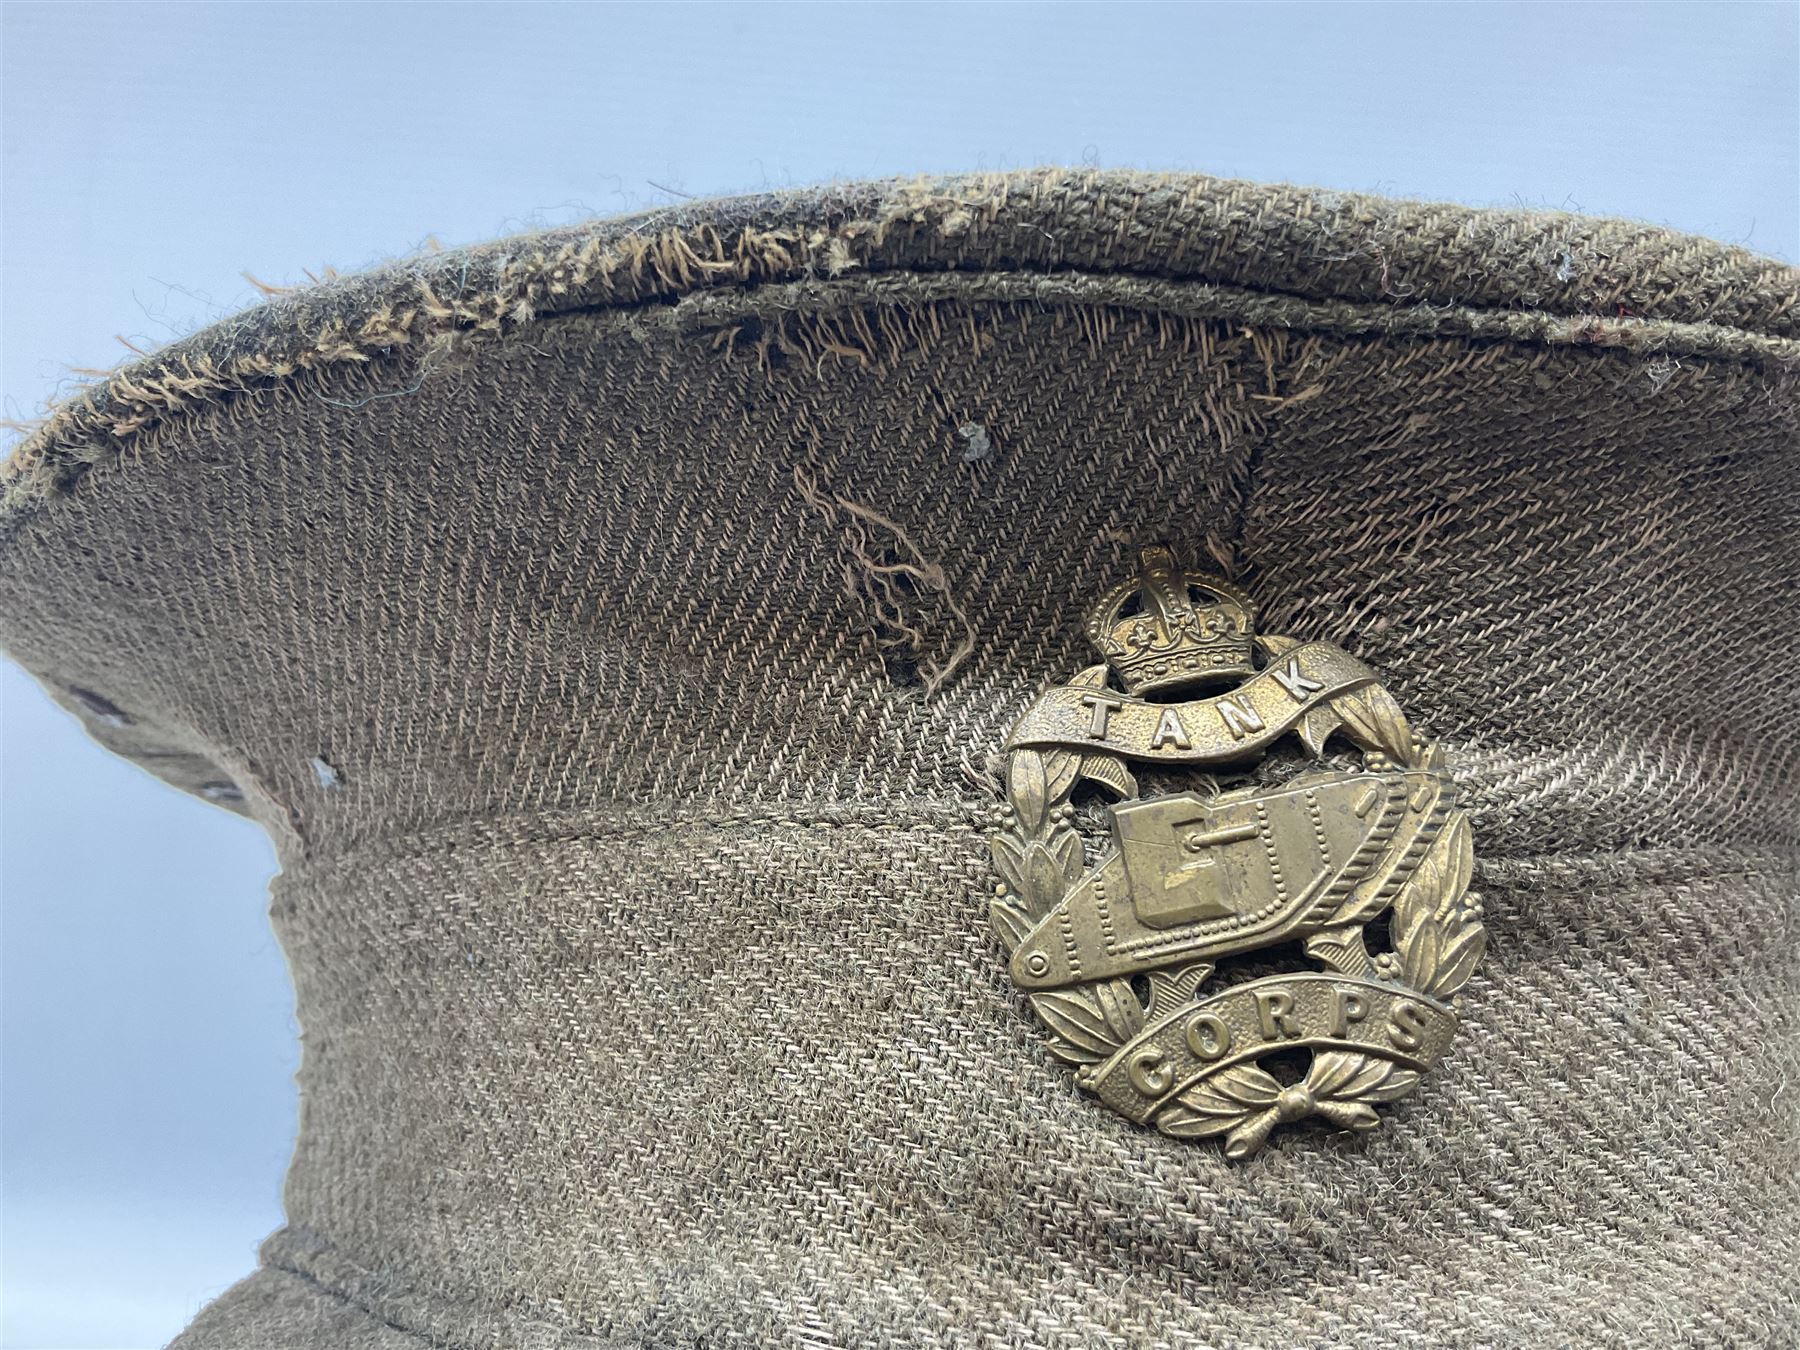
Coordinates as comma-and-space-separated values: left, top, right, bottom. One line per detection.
991, 549, 1486, 1157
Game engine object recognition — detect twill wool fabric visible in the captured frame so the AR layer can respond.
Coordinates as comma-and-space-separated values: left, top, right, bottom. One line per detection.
2, 171, 1797, 1348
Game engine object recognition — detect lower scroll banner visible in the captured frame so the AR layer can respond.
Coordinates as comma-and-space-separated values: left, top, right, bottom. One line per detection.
1086, 973, 1458, 1125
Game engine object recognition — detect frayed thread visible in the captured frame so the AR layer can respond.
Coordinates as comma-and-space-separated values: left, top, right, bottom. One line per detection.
793, 465, 975, 696
5, 168, 1797, 539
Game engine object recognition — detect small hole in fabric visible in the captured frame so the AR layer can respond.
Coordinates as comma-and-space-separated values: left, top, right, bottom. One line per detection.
956, 422, 994, 462
882, 653, 923, 689
310, 756, 342, 789
199, 781, 246, 804
66, 686, 133, 727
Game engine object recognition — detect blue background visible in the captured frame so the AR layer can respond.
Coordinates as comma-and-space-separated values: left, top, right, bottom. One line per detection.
2, 2, 1795, 1346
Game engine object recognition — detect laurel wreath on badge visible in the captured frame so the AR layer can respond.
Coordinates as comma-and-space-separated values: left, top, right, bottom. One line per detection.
989, 548, 1486, 1157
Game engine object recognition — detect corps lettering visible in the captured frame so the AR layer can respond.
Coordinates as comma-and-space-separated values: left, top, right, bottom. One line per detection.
1113, 982, 1445, 1106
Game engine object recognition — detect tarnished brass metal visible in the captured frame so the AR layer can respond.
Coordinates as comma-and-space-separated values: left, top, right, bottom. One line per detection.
990, 548, 1486, 1157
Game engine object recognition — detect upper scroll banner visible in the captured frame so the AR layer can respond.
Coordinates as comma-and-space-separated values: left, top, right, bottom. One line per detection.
1004, 641, 1377, 764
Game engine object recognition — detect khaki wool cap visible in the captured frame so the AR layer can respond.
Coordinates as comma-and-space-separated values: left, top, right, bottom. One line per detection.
3, 169, 1797, 1347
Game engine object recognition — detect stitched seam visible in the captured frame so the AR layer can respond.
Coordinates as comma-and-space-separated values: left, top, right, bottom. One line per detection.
258, 1259, 459, 1349
4, 250, 1796, 544
1224, 400, 1270, 579
272, 799, 1800, 890
263, 1226, 616, 1350
579, 267, 1800, 364
281, 805, 985, 881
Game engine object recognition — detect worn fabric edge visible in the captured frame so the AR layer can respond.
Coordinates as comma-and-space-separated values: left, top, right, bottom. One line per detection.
4, 166, 1798, 541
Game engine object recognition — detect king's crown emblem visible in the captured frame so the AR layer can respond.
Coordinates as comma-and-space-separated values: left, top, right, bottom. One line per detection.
1086, 545, 1257, 695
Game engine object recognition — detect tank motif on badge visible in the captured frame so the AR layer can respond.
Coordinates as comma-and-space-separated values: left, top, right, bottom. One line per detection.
988, 547, 1486, 1157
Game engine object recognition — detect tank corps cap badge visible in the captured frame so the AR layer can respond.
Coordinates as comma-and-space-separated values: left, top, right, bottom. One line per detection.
989, 547, 1486, 1157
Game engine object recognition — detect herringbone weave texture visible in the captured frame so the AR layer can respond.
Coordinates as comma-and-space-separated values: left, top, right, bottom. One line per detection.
2, 171, 1796, 1348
